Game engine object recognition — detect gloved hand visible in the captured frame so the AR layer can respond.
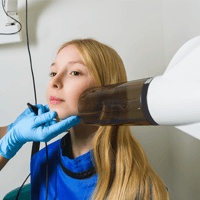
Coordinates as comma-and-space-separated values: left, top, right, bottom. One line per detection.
0, 104, 81, 159
7, 104, 50, 132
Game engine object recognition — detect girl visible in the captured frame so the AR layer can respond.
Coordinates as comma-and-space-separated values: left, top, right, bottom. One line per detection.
31, 38, 169, 200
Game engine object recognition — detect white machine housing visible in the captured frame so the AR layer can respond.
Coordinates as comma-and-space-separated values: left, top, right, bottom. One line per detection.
0, 0, 21, 44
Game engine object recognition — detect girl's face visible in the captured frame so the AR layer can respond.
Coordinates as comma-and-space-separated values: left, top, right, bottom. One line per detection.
46, 44, 97, 120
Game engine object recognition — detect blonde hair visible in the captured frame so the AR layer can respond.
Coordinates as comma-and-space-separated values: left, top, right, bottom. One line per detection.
56, 38, 169, 200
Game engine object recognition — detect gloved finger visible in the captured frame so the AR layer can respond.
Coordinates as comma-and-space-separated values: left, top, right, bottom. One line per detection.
40, 116, 81, 142
44, 104, 50, 112
34, 104, 46, 116
36, 104, 50, 116
36, 104, 50, 113
49, 120, 57, 126
29, 114, 80, 142
33, 111, 57, 127
8, 106, 36, 131
47, 115, 81, 136
18, 106, 33, 119
44, 120, 57, 127
32, 110, 56, 128
16, 104, 42, 120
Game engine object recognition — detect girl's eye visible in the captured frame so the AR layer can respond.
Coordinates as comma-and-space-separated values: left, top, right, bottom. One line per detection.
49, 72, 56, 77
49, 71, 81, 77
71, 71, 81, 76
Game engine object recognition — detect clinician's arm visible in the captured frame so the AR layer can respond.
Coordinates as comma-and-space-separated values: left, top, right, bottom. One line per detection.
0, 126, 9, 140
0, 154, 9, 171
0, 126, 10, 171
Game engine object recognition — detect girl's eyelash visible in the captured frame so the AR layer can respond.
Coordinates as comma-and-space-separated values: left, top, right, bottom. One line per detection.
49, 71, 81, 77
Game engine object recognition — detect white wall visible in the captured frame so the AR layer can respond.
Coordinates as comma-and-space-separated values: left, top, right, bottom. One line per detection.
0, 0, 200, 199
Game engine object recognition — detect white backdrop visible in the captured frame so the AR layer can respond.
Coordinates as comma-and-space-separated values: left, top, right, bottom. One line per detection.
1, 0, 200, 199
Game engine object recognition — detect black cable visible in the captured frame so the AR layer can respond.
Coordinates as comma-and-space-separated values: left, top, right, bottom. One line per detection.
0, 0, 49, 199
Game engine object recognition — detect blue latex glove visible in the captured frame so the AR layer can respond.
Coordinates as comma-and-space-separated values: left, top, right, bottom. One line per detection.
0, 104, 81, 159
7, 104, 50, 132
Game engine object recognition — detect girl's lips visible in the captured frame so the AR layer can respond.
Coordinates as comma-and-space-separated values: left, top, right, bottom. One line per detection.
50, 100, 63, 104
50, 96, 64, 101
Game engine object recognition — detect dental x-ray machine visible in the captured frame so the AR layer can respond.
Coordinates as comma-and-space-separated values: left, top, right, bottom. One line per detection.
1, 0, 200, 199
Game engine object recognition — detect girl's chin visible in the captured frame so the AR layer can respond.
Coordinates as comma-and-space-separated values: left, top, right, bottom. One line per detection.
54, 115, 71, 122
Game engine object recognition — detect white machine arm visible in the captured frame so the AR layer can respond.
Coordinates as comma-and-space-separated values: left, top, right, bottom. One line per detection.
161, 35, 200, 140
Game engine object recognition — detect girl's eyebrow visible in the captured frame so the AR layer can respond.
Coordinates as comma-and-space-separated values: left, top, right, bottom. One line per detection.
50, 60, 86, 68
